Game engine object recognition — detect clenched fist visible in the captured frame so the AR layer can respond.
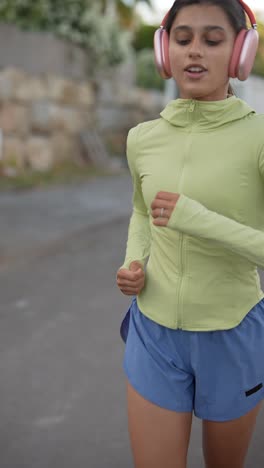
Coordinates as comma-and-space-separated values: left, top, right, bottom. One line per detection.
116, 261, 145, 296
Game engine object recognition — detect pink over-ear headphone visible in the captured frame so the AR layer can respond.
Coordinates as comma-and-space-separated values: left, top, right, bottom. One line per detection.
154, 0, 259, 81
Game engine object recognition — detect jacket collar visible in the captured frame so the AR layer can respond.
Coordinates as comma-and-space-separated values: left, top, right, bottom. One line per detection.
160, 96, 255, 131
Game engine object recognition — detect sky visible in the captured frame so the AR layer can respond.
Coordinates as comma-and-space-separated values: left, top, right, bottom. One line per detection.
136, 0, 264, 24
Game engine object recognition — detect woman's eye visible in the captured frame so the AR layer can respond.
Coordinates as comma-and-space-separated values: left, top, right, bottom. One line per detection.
206, 40, 220, 46
176, 39, 221, 46
176, 40, 190, 45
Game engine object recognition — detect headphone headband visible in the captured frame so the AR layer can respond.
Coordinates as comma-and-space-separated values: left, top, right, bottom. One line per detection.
160, 0, 257, 29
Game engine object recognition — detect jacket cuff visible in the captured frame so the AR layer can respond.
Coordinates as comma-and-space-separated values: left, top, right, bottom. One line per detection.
118, 258, 145, 271
167, 194, 203, 234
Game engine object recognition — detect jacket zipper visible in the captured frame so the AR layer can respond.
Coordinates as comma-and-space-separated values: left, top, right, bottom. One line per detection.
176, 100, 195, 328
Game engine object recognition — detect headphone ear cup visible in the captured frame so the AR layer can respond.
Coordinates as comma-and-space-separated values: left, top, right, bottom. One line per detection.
229, 29, 247, 78
229, 28, 259, 81
154, 28, 172, 79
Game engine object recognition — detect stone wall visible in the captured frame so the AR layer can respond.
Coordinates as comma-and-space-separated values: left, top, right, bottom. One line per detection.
95, 59, 165, 157
0, 25, 165, 173
0, 68, 95, 172
0, 65, 165, 173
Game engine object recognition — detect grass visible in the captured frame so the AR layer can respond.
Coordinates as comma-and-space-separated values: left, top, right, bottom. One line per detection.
0, 160, 116, 192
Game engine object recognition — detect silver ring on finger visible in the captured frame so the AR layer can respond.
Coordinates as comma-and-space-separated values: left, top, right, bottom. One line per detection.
160, 207, 164, 218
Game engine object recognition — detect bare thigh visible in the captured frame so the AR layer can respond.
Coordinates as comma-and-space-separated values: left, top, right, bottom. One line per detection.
126, 380, 193, 468
202, 400, 263, 468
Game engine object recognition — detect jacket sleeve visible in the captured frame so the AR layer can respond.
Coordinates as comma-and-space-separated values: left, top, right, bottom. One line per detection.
167, 193, 264, 269
118, 125, 151, 271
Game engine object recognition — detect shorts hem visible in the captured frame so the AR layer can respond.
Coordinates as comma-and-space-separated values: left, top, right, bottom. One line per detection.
194, 393, 264, 422
123, 361, 193, 414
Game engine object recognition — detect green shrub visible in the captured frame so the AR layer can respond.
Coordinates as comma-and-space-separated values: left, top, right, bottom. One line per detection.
135, 48, 164, 91
253, 57, 264, 78
253, 21, 264, 78
0, 160, 111, 192
133, 23, 158, 51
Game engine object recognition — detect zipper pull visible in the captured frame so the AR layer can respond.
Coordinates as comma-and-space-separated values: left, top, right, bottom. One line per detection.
189, 100, 195, 112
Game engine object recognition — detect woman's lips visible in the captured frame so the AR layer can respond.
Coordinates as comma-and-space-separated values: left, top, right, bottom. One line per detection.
184, 70, 208, 80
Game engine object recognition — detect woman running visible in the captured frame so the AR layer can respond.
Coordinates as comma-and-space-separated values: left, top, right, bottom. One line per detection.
116, 1, 264, 466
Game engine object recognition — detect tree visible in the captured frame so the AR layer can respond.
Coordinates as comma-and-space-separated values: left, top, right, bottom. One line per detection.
100, 0, 152, 30
100, 0, 152, 14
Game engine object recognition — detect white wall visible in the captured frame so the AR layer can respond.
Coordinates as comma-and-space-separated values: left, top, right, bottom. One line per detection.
0, 23, 88, 81
231, 75, 264, 113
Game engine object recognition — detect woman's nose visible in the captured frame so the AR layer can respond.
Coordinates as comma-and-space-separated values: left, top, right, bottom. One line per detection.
188, 38, 203, 57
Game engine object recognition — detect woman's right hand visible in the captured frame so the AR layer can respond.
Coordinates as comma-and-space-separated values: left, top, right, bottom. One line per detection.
116, 261, 145, 296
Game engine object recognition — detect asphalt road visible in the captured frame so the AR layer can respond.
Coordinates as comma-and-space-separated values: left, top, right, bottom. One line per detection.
0, 174, 263, 467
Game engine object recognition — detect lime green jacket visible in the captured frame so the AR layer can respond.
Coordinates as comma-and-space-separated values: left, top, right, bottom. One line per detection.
119, 96, 264, 331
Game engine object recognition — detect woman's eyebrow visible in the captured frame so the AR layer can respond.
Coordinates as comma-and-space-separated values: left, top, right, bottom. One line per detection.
172, 25, 225, 32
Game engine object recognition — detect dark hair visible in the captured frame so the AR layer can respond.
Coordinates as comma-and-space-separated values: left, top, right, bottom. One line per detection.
164, 0, 247, 96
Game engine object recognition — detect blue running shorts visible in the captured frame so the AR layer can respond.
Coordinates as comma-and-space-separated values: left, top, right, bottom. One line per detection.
120, 296, 264, 421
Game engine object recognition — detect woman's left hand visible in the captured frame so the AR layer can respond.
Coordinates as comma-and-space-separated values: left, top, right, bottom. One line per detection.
151, 191, 181, 226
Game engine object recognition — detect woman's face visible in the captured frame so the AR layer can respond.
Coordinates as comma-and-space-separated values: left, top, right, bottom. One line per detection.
168, 4, 237, 101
